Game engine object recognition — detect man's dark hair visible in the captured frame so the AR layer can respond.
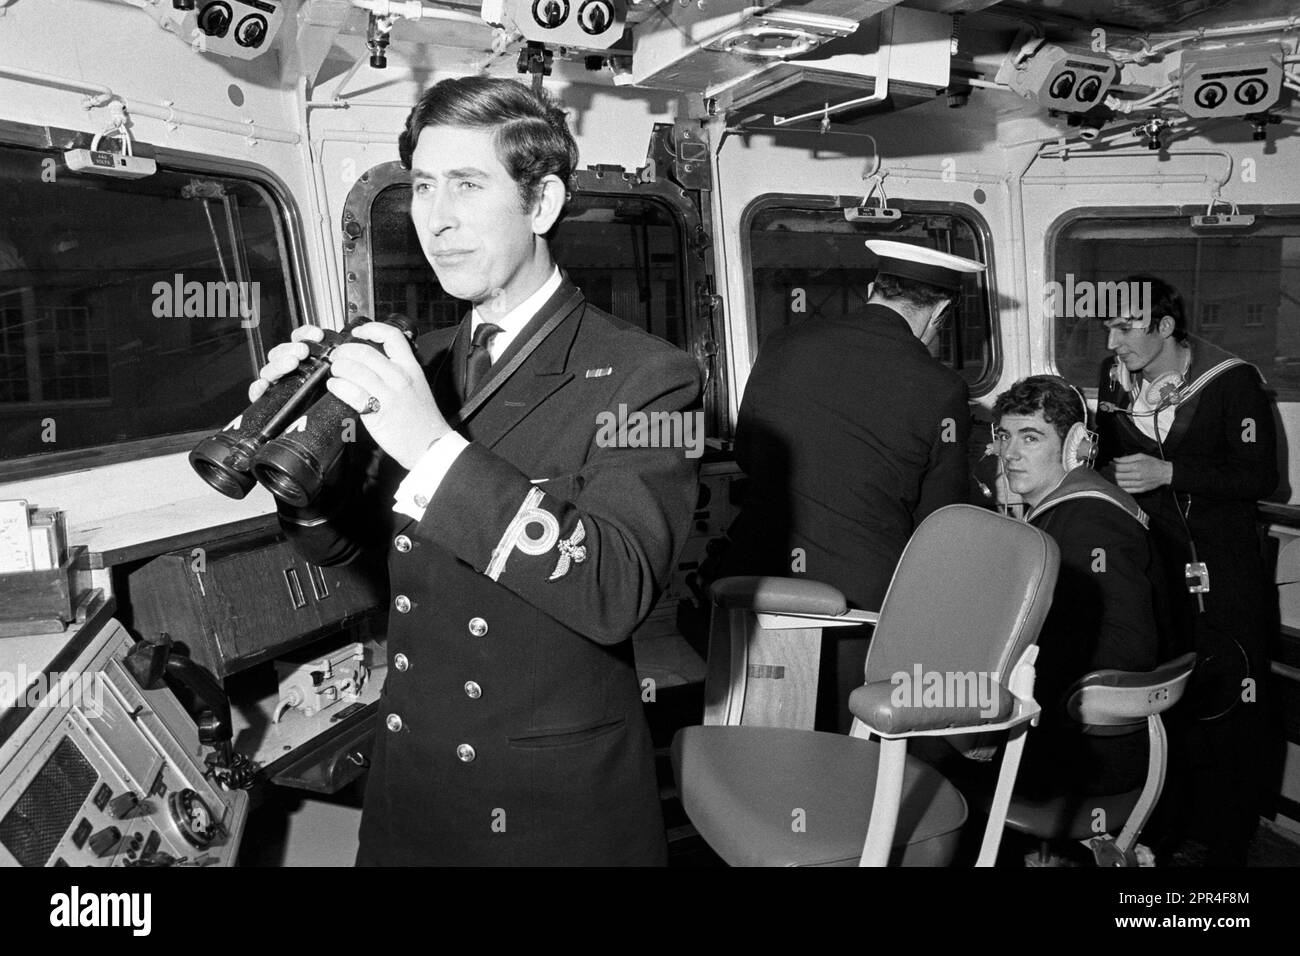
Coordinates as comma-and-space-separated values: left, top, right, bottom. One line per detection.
398, 77, 578, 232
992, 375, 1085, 443
1120, 273, 1188, 343
871, 272, 952, 310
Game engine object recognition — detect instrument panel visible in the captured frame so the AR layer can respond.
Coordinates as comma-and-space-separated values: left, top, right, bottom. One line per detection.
0, 621, 247, 867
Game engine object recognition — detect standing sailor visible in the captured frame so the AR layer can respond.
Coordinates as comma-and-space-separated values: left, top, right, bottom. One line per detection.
722, 240, 984, 731
1095, 275, 1277, 866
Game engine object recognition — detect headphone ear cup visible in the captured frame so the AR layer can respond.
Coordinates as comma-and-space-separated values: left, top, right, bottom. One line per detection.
1062, 422, 1086, 471
1062, 422, 1099, 470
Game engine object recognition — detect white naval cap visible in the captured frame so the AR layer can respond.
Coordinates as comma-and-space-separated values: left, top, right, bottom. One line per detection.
865, 240, 985, 292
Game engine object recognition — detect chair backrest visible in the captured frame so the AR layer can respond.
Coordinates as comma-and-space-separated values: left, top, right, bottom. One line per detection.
863, 504, 1060, 745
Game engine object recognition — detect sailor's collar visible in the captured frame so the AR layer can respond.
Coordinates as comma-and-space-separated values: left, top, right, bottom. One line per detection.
1025, 467, 1149, 529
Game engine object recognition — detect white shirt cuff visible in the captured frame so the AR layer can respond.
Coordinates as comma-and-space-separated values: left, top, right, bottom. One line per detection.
392, 432, 470, 522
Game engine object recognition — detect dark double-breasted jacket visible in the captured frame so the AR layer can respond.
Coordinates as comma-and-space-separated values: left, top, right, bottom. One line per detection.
280, 278, 702, 865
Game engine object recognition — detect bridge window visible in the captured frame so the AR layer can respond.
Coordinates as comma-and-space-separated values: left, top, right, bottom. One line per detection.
745, 200, 996, 392
1051, 215, 1300, 400
0, 141, 298, 473
370, 187, 688, 349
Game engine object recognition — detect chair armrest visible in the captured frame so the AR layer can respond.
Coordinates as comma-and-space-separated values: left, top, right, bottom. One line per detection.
1065, 652, 1197, 726
711, 576, 847, 615
711, 576, 877, 630
849, 677, 1016, 735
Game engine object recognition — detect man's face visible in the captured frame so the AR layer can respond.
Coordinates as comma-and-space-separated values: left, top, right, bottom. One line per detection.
995, 408, 1066, 508
409, 124, 556, 311
1104, 315, 1165, 374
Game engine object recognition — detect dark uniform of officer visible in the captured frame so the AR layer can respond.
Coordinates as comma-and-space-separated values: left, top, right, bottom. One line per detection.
258, 78, 701, 864
722, 241, 983, 731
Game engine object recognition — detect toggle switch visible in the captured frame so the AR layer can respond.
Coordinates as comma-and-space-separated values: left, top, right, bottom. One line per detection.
88, 826, 122, 858
108, 791, 140, 820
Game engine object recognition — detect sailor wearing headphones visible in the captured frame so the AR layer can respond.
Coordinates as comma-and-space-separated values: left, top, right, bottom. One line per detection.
1094, 275, 1278, 866
992, 375, 1162, 798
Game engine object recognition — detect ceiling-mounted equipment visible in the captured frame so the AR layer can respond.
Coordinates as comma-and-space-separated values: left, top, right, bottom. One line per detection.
367, 11, 393, 67
65, 121, 156, 181
1004, 40, 1118, 113
630, 0, 904, 94
1191, 197, 1255, 229
491, 0, 626, 50
844, 168, 899, 223
1178, 43, 1285, 118
150, 0, 286, 60
1132, 115, 1171, 150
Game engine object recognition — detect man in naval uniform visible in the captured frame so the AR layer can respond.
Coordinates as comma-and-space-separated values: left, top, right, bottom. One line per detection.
993, 376, 1161, 796
250, 77, 701, 865
1094, 275, 1277, 865
722, 240, 983, 731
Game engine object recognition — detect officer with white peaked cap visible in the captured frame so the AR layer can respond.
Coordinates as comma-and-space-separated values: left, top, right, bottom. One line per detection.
723, 238, 986, 731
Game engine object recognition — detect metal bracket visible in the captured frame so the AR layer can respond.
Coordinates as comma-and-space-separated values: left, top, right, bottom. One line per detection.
517, 41, 554, 94
638, 123, 711, 192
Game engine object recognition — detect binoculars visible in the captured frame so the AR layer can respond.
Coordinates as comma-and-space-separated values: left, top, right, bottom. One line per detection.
190, 314, 417, 508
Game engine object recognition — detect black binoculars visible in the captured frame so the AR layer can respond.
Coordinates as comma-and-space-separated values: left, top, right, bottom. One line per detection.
190, 314, 417, 508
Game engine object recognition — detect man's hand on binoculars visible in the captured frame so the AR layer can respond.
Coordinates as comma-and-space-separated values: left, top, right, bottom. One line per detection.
248, 326, 322, 403
327, 322, 450, 471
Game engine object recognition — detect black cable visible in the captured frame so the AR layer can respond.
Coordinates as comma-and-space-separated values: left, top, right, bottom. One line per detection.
1151, 399, 1205, 614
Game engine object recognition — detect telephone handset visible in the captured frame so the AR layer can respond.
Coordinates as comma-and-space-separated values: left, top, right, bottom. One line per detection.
125, 632, 256, 790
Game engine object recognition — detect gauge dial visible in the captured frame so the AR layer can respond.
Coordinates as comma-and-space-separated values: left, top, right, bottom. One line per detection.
168, 789, 217, 848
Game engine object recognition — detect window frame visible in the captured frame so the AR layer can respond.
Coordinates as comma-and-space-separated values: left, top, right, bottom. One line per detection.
343, 154, 728, 437
739, 193, 1002, 397
1045, 203, 1300, 397
1200, 301, 1224, 330
0, 119, 315, 483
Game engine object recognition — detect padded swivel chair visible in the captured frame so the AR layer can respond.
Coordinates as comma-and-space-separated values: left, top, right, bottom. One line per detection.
996, 652, 1197, 867
672, 504, 1060, 866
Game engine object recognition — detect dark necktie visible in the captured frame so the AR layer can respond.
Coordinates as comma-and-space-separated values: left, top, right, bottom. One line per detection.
464, 322, 502, 400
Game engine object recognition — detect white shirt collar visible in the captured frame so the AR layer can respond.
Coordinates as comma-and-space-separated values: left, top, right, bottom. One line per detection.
470, 267, 562, 358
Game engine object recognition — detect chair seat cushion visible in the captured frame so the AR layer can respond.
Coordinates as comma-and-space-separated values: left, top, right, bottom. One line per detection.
1000, 788, 1142, 841
672, 726, 967, 866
